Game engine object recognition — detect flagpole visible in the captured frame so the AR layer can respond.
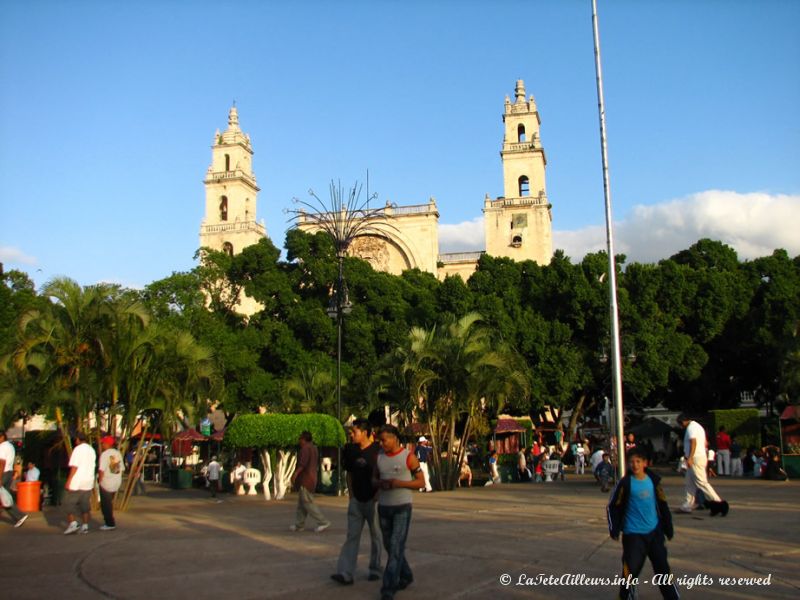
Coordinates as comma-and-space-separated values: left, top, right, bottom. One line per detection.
591, 0, 626, 477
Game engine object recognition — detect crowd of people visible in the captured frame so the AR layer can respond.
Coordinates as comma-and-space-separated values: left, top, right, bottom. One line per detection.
0, 414, 792, 600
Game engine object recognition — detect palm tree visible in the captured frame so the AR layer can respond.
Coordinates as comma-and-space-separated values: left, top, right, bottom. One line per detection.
281, 363, 337, 414
11, 278, 112, 442
400, 312, 530, 490
98, 292, 151, 437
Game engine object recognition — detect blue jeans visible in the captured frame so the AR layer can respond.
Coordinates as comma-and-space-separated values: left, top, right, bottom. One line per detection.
336, 497, 382, 580
378, 503, 413, 598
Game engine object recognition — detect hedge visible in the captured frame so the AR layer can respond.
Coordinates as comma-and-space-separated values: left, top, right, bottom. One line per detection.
710, 408, 760, 450
223, 413, 346, 449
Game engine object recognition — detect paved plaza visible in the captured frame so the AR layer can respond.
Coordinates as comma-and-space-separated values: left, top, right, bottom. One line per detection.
2, 472, 798, 599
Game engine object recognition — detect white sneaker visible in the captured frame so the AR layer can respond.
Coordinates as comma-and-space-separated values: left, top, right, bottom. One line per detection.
289, 524, 304, 532
99, 525, 116, 531
64, 521, 79, 535
314, 523, 330, 533
80, 524, 89, 534
14, 514, 29, 528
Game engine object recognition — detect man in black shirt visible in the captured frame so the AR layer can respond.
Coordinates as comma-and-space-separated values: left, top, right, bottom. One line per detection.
331, 419, 383, 585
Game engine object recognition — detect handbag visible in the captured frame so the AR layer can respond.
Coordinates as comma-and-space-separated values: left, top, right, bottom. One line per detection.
0, 486, 12, 508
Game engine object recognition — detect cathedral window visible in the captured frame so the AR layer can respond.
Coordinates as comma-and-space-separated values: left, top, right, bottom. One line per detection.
518, 124, 526, 142
220, 196, 228, 221
222, 242, 234, 256
225, 154, 231, 171
519, 176, 530, 196
511, 235, 523, 248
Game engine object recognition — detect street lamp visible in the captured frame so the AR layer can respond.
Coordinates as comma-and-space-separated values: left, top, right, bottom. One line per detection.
287, 180, 395, 494
327, 267, 352, 495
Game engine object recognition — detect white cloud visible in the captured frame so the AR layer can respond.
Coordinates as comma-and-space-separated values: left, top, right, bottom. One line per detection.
0, 246, 38, 266
439, 217, 485, 253
554, 191, 800, 263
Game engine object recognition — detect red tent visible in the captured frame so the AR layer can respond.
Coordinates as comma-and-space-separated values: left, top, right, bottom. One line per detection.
171, 428, 207, 457
174, 428, 207, 441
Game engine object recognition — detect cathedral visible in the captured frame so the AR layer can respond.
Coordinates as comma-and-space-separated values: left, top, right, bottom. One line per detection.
199, 80, 553, 311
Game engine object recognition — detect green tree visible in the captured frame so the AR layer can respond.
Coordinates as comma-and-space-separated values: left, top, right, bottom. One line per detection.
399, 312, 529, 490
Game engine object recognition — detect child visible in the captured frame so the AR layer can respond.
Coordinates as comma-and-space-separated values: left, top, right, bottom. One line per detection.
535, 450, 548, 482
607, 448, 679, 600
595, 453, 615, 492
484, 450, 501, 486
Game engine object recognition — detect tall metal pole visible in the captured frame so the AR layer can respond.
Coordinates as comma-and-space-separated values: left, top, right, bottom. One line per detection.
592, 0, 626, 477
336, 254, 344, 496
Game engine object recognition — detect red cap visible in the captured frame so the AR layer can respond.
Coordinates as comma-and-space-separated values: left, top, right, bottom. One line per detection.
101, 436, 116, 446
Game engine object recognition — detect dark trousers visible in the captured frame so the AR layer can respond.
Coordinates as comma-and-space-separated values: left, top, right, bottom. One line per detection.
378, 504, 413, 599
1, 471, 25, 522
619, 529, 679, 599
99, 488, 116, 527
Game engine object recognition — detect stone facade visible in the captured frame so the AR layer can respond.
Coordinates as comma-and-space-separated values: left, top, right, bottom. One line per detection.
483, 79, 552, 265
199, 80, 553, 314
199, 106, 266, 315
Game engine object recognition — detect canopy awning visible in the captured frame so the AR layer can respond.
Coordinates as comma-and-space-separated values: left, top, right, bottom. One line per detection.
173, 428, 207, 441
494, 418, 527, 434
780, 405, 800, 421
629, 418, 674, 438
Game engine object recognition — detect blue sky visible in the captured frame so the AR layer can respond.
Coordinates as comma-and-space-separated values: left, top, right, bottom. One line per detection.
1, 0, 798, 289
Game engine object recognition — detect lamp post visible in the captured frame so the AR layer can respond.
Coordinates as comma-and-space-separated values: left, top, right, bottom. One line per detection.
287, 180, 395, 495
326, 254, 352, 495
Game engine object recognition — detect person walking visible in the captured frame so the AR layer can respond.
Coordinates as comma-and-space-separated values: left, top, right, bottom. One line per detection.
414, 437, 433, 492
517, 445, 531, 481
0, 430, 28, 528
97, 436, 124, 531
375, 425, 425, 600
575, 441, 586, 475
64, 431, 96, 535
207, 456, 221, 499
331, 419, 382, 585
289, 431, 330, 533
595, 453, 615, 493
607, 447, 679, 600
677, 414, 729, 516
730, 435, 743, 477
715, 426, 732, 476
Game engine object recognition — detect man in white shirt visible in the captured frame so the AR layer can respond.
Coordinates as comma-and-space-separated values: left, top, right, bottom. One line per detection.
575, 442, 587, 475
98, 436, 124, 531
64, 431, 97, 535
207, 456, 221, 498
677, 414, 729, 516
232, 461, 246, 494
25, 462, 40, 482
0, 430, 28, 527
589, 447, 605, 478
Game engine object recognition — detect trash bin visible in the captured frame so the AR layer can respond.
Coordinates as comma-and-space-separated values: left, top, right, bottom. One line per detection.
17, 481, 41, 512
170, 469, 193, 489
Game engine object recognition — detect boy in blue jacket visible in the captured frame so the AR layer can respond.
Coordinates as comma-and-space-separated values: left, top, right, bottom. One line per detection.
607, 447, 679, 599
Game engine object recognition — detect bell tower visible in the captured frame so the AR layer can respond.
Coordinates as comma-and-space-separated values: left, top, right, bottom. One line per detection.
199, 105, 266, 315
199, 105, 266, 259
483, 79, 552, 264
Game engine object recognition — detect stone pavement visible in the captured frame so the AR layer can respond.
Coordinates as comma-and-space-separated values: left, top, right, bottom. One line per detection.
1, 472, 798, 599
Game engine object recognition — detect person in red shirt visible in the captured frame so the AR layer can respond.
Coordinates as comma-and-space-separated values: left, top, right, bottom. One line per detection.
715, 426, 732, 476
289, 431, 330, 533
